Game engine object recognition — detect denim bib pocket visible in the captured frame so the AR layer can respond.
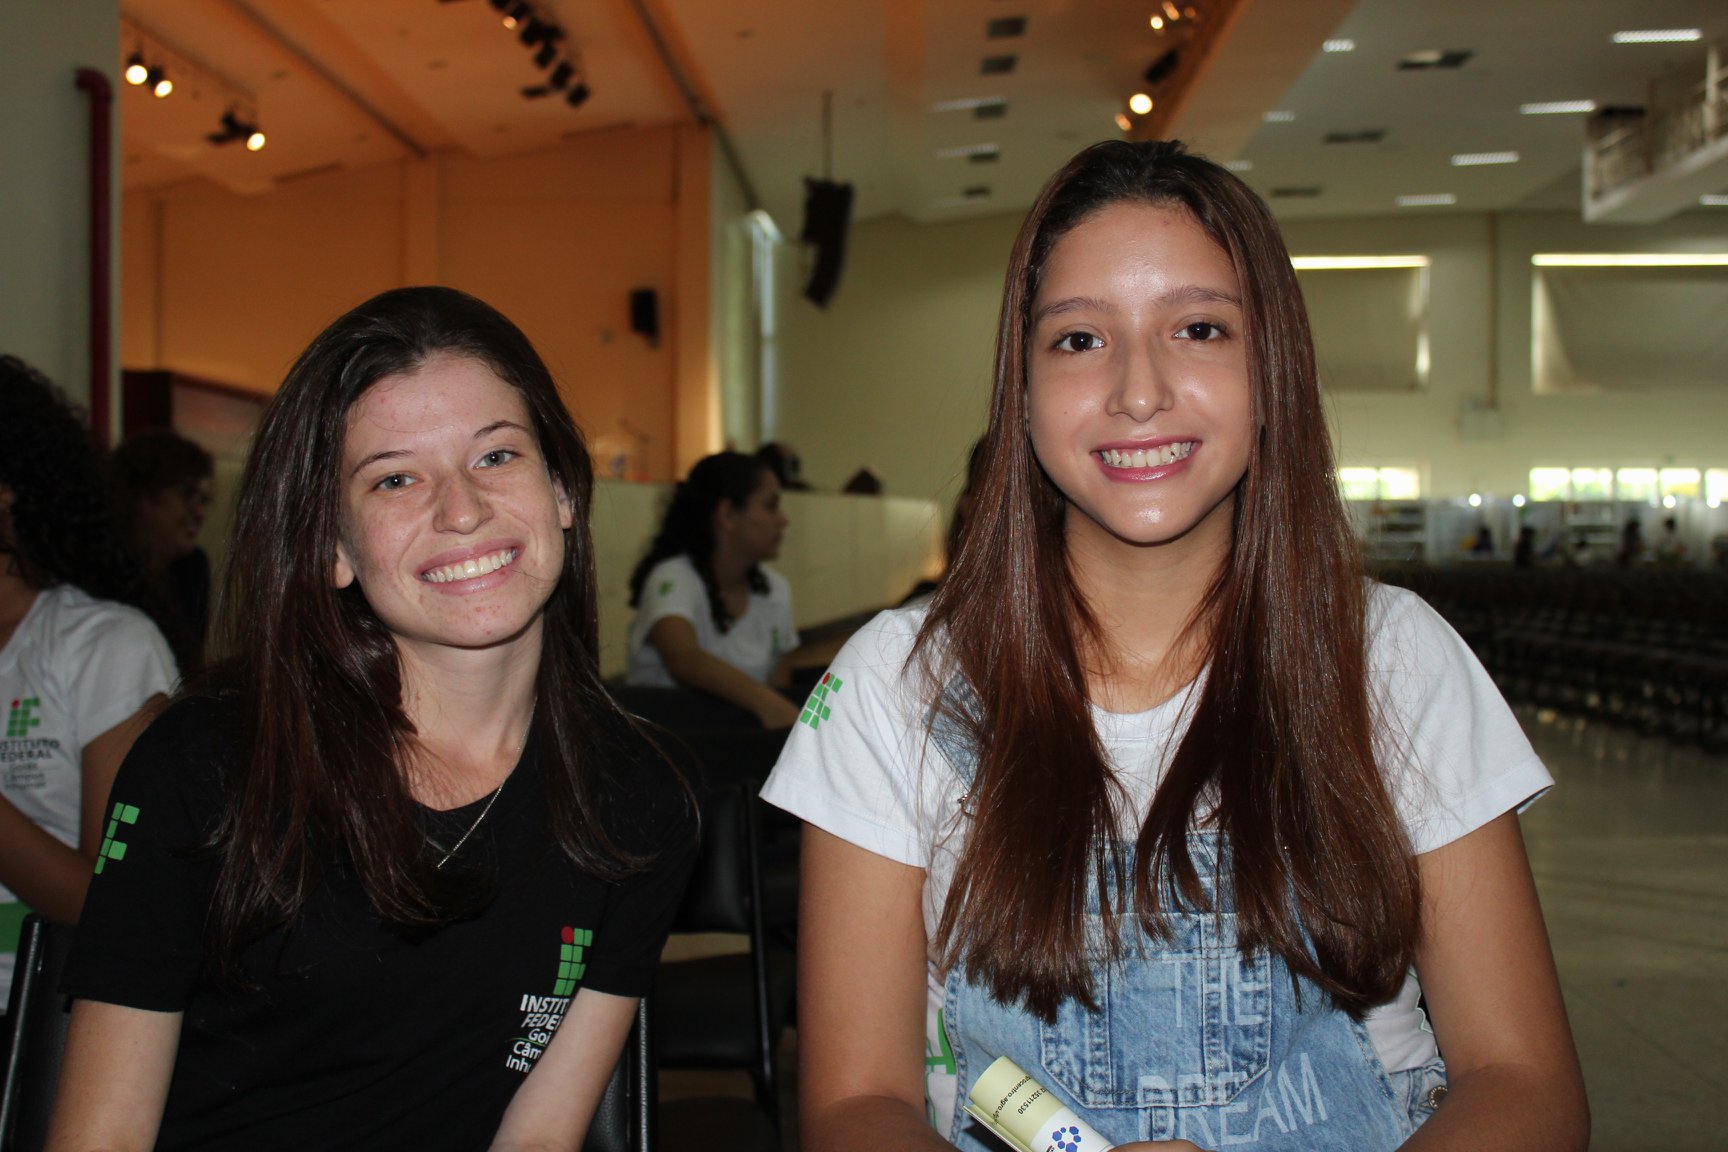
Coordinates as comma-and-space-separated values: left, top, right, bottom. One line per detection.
1038, 907, 1274, 1112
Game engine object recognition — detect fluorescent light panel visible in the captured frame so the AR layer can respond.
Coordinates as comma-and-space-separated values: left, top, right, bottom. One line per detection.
1533, 253, 1728, 267
1396, 193, 1456, 207
1225, 159, 1253, 172
934, 143, 999, 159
930, 96, 1006, 112
1451, 151, 1519, 166
1522, 100, 1596, 115
1263, 110, 1296, 123
1324, 39, 1355, 53
1701, 194, 1728, 206
1292, 256, 1431, 270
1612, 29, 1702, 43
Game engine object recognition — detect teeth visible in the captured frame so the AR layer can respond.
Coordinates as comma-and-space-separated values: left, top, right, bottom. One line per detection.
1098, 443, 1194, 469
423, 549, 518, 584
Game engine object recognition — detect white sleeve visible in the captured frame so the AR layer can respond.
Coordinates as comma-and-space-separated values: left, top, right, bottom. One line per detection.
63, 605, 178, 747
761, 609, 934, 867
1368, 584, 1553, 855
633, 558, 709, 637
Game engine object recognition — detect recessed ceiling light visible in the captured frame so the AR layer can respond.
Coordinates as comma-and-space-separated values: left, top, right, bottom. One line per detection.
1396, 193, 1456, 207
1532, 253, 1728, 267
1225, 159, 1253, 172
1114, 112, 1132, 133
1451, 151, 1520, 166
1263, 110, 1296, 123
1701, 194, 1728, 207
1521, 101, 1596, 115
1398, 49, 1472, 70
1292, 256, 1431, 269
1129, 93, 1154, 115
1323, 39, 1355, 53
1612, 29, 1702, 43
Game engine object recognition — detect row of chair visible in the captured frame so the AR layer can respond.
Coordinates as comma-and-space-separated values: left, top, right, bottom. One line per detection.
1379, 566, 1728, 746
0, 781, 791, 1152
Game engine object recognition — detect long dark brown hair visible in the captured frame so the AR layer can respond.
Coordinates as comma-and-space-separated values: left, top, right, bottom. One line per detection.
207, 286, 682, 960
918, 140, 1420, 1021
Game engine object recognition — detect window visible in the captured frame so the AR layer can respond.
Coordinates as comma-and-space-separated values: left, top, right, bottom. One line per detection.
1339, 465, 1421, 500
1293, 256, 1430, 392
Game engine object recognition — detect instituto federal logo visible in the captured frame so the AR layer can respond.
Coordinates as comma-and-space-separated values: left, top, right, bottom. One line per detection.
7, 697, 42, 738
506, 924, 593, 1074
799, 672, 844, 731
96, 801, 139, 873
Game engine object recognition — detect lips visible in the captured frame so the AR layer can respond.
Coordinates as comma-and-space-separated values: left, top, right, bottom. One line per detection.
421, 548, 519, 584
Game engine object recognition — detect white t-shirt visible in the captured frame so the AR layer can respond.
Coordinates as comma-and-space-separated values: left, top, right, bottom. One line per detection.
762, 583, 1553, 1131
1, 584, 178, 996
624, 555, 799, 687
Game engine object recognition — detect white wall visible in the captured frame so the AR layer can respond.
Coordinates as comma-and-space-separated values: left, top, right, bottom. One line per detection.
0, 1, 118, 411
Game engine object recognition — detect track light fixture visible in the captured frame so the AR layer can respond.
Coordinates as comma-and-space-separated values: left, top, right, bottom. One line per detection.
124, 51, 149, 86
208, 109, 265, 152
503, 2, 530, 30
494, 2, 590, 111
566, 82, 591, 108
147, 66, 172, 98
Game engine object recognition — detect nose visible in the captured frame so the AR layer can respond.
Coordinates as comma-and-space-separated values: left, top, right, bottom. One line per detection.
1105, 341, 1173, 422
435, 472, 492, 534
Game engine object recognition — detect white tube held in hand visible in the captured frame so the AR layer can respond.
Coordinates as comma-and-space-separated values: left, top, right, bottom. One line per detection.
964, 1055, 1116, 1152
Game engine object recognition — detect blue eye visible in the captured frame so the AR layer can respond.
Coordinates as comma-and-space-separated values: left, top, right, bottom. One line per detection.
478, 449, 518, 468
1054, 331, 1104, 353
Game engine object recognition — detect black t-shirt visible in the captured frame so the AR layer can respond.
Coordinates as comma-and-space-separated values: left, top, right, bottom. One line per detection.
65, 696, 696, 1151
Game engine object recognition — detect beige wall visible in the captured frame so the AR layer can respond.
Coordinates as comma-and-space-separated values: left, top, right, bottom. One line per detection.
121, 124, 715, 482
769, 204, 1728, 507
1, 1, 119, 413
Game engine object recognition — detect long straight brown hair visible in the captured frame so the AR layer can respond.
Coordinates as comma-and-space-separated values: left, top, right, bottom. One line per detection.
918, 141, 1420, 1022
206, 286, 686, 963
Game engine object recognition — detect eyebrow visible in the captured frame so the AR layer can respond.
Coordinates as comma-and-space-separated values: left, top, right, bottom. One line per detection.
347, 420, 535, 479
1032, 285, 1242, 325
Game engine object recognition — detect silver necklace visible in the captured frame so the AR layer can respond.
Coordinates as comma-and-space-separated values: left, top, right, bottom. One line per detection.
433, 777, 507, 870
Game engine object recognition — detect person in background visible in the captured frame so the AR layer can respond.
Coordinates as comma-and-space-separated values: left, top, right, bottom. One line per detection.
113, 430, 216, 668
0, 356, 178, 1009
625, 451, 803, 729
48, 287, 696, 1151
754, 440, 809, 491
766, 140, 1587, 1152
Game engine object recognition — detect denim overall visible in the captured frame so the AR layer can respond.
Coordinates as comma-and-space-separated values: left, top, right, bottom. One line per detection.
929, 689, 1446, 1151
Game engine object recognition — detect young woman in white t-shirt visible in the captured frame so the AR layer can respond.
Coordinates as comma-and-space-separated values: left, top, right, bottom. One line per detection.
625, 451, 804, 728
765, 141, 1588, 1151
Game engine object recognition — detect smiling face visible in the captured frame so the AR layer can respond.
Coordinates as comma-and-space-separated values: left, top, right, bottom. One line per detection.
333, 353, 573, 661
1026, 200, 1253, 564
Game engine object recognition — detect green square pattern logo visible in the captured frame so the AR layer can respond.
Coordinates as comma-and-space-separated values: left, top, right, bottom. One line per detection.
95, 802, 139, 874
555, 925, 593, 995
799, 672, 844, 730
7, 697, 41, 738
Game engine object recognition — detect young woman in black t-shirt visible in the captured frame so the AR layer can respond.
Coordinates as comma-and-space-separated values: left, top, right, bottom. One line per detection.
48, 287, 695, 1152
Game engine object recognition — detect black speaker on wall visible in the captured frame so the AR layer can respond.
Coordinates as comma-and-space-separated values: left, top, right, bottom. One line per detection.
629, 288, 659, 347
800, 177, 854, 308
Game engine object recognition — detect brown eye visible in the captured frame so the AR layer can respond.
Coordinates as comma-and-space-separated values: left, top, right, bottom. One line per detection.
1054, 331, 1103, 353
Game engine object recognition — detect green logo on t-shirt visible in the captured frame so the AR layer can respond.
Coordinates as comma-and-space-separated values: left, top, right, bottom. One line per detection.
6, 697, 41, 738
657, 580, 675, 598
555, 925, 593, 995
95, 801, 139, 874
799, 672, 844, 731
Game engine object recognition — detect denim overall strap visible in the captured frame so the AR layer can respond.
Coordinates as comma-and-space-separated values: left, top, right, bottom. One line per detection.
927, 678, 1437, 1151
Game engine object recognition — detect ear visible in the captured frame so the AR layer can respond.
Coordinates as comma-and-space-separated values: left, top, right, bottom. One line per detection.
713, 499, 739, 537
333, 538, 357, 588
555, 482, 575, 531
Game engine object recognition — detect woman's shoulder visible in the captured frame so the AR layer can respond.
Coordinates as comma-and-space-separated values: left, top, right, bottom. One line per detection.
1363, 579, 1470, 663
110, 692, 242, 817
643, 554, 700, 586
32, 583, 166, 646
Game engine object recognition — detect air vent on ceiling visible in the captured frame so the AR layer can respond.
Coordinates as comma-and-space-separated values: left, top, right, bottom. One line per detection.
964, 185, 992, 199
981, 54, 1017, 75
986, 17, 1026, 38
1324, 129, 1386, 144
970, 151, 999, 164
974, 100, 1008, 120
1270, 186, 1323, 199
1398, 49, 1472, 70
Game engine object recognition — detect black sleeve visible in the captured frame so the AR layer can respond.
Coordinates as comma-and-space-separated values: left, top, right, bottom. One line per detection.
62, 697, 231, 1011
578, 726, 699, 998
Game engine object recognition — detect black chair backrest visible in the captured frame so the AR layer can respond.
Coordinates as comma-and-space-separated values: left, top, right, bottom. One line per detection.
0, 916, 75, 1152
671, 784, 762, 937
582, 996, 655, 1152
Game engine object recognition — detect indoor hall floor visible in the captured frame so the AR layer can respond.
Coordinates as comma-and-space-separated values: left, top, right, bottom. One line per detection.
663, 707, 1725, 1151
1520, 709, 1728, 1151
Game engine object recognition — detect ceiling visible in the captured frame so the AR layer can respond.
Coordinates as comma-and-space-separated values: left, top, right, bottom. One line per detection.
117, 0, 1728, 228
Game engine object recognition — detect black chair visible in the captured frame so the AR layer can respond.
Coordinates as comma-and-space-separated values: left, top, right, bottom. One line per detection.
584, 996, 656, 1152
0, 916, 75, 1152
654, 783, 792, 1150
